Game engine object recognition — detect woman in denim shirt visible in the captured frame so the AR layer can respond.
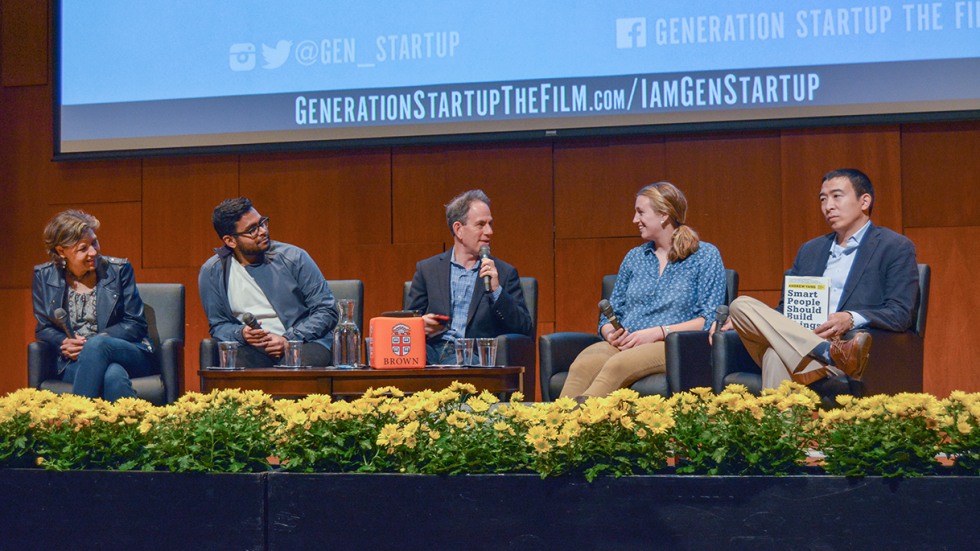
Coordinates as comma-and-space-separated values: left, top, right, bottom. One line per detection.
560, 182, 726, 399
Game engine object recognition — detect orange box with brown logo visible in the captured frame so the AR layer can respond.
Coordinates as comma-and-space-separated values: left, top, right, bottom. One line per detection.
368, 317, 426, 369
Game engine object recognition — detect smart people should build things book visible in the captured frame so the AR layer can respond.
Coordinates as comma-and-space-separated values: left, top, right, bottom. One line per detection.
783, 276, 830, 331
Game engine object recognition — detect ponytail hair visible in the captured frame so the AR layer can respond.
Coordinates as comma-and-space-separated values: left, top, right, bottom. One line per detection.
637, 182, 700, 262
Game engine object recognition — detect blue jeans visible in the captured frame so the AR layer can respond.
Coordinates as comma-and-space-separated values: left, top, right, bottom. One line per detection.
426, 340, 455, 365
62, 335, 153, 401
234, 342, 330, 367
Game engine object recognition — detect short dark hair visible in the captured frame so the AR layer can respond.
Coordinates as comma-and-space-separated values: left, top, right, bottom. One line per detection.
823, 168, 874, 215
212, 197, 253, 238
445, 189, 491, 233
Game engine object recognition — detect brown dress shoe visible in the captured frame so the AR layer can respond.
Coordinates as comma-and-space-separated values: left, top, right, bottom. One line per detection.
829, 332, 873, 381
791, 366, 830, 386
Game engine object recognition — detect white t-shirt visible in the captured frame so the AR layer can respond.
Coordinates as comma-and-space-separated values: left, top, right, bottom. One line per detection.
227, 259, 287, 336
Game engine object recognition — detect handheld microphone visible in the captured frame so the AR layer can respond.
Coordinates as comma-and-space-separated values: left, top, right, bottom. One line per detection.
714, 305, 730, 332
479, 245, 492, 292
598, 299, 624, 332
52, 308, 75, 339
241, 312, 262, 330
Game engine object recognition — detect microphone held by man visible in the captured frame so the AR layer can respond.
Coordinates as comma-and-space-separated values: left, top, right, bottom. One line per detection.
479, 245, 492, 292
241, 311, 262, 330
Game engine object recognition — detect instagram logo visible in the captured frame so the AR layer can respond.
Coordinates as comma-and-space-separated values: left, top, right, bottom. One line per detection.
229, 43, 256, 71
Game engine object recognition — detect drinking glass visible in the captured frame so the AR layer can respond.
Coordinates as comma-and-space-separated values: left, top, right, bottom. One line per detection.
218, 341, 239, 369
282, 340, 303, 367
454, 338, 474, 366
476, 338, 497, 367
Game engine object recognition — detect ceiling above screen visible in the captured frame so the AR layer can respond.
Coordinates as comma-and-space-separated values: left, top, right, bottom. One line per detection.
55, 1, 980, 158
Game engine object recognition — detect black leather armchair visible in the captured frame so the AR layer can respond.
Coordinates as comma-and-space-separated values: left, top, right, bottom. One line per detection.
402, 277, 538, 396
200, 279, 364, 369
712, 264, 931, 402
539, 270, 739, 401
28, 283, 185, 405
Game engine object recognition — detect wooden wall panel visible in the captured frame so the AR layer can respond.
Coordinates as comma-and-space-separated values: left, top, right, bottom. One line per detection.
76, 202, 143, 269
553, 137, 666, 239
779, 126, 903, 269
0, 290, 31, 393
392, 143, 555, 324
1, 88, 58, 287
47, 159, 143, 205
664, 133, 782, 291
345, 243, 443, 323
554, 237, 641, 333
0, 0, 46, 86
906, 227, 980, 395
738, 290, 781, 309
902, 121, 980, 228
239, 150, 392, 280
142, 156, 240, 269
241, 150, 392, 246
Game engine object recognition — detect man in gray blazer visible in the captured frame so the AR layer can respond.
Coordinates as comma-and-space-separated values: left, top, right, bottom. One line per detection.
407, 189, 534, 364
717, 168, 919, 389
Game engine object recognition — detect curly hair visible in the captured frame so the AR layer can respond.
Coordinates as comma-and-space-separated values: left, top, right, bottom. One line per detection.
43, 210, 100, 264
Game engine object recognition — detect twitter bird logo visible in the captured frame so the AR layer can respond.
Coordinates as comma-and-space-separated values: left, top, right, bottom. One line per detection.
262, 40, 292, 69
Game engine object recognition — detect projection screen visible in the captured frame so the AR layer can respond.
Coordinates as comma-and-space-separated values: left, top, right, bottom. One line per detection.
55, 0, 980, 158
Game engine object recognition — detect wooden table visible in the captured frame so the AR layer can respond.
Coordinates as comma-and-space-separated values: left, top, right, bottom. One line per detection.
198, 365, 524, 399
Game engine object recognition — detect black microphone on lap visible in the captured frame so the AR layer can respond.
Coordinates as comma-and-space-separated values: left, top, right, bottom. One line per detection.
598, 299, 624, 332
52, 308, 75, 339
479, 245, 492, 293
241, 312, 262, 330
714, 305, 730, 334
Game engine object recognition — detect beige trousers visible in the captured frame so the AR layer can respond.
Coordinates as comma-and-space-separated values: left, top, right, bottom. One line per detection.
558, 340, 666, 398
728, 296, 836, 389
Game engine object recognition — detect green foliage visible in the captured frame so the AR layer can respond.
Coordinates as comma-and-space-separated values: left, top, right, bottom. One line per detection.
143, 390, 277, 473
4, 385, 979, 479
669, 384, 819, 475
937, 391, 980, 475
818, 393, 945, 478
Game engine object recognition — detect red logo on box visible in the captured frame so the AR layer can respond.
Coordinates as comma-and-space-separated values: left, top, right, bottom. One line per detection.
370, 317, 425, 369
391, 323, 413, 356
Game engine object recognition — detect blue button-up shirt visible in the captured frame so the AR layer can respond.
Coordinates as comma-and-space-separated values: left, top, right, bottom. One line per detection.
601, 241, 726, 333
442, 247, 502, 342
824, 220, 871, 328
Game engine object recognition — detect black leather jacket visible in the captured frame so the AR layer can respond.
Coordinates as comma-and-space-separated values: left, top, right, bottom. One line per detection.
32, 256, 151, 356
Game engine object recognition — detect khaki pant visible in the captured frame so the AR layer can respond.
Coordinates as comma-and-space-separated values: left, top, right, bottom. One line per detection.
558, 340, 666, 398
728, 296, 839, 389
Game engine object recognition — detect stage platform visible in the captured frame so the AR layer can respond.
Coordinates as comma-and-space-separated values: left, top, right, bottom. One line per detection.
3, 470, 977, 549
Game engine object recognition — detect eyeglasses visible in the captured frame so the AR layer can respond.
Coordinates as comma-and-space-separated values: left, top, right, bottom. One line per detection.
231, 217, 270, 238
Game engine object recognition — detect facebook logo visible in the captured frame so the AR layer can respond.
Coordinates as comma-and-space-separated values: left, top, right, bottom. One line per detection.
616, 18, 647, 49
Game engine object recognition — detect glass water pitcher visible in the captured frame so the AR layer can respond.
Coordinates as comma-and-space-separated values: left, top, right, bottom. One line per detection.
332, 299, 361, 369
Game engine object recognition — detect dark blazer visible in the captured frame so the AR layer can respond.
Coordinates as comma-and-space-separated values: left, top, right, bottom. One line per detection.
778, 223, 919, 332
407, 250, 534, 344
32, 256, 151, 354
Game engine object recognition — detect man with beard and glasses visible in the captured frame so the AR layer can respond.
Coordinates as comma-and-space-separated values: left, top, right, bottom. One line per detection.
199, 197, 337, 367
